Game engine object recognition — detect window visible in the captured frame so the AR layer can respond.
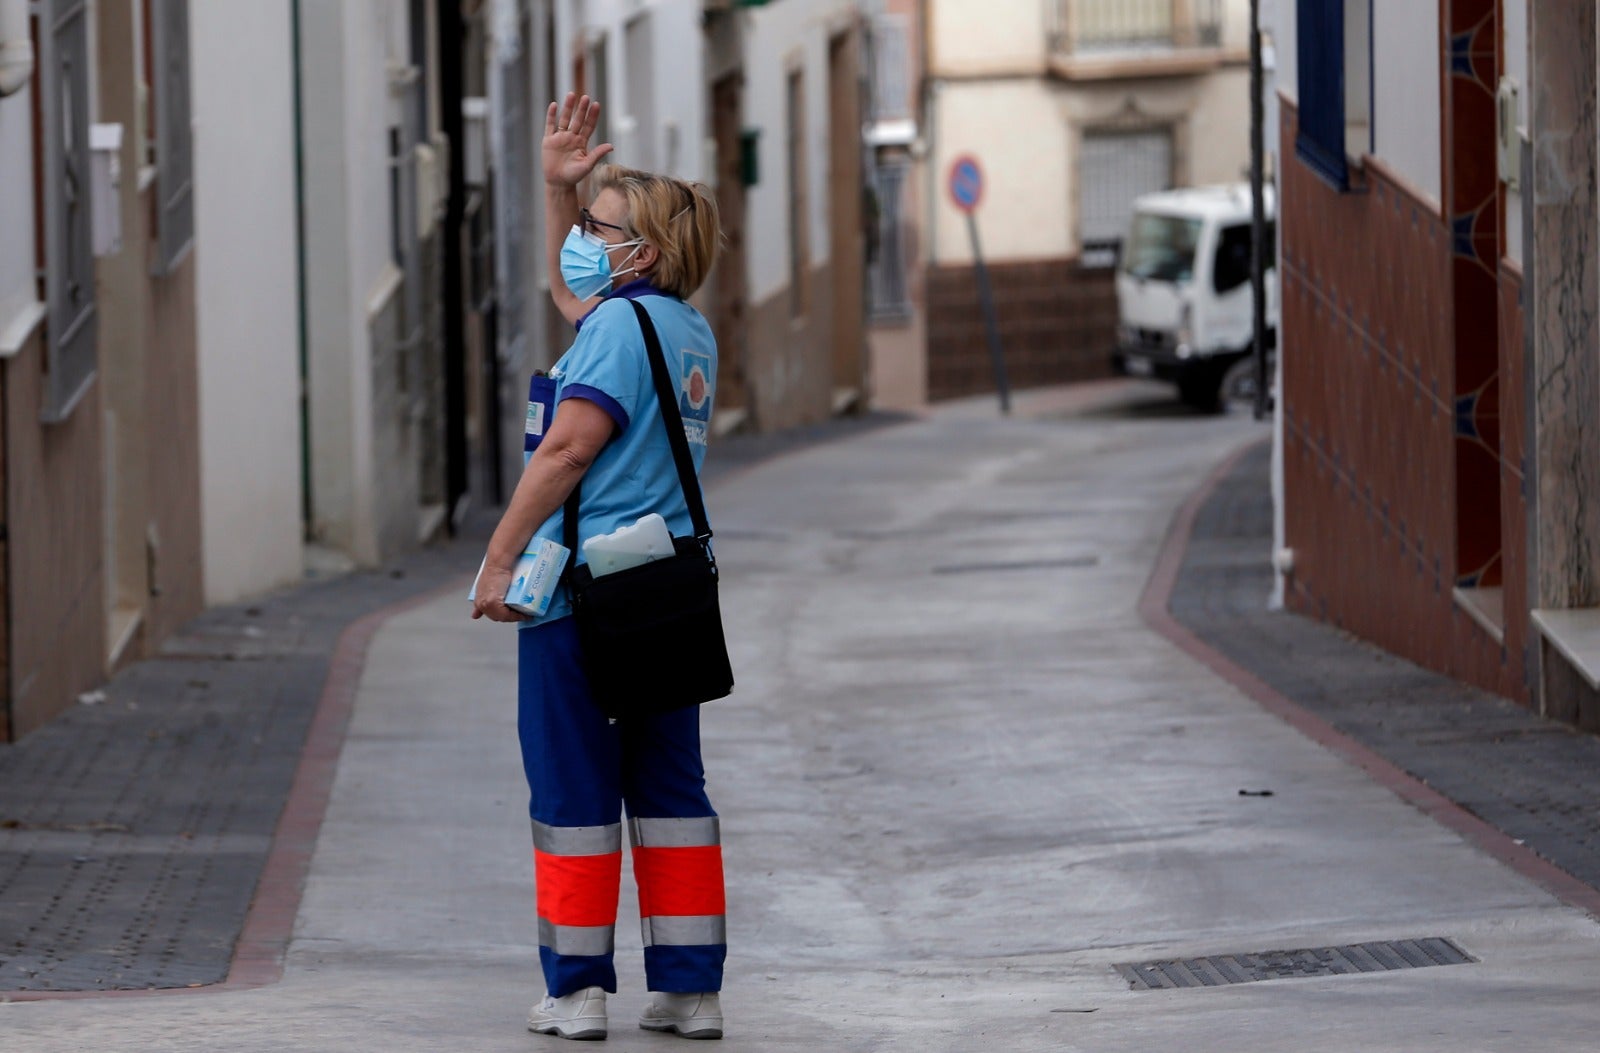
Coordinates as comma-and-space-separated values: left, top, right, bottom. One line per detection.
150, 0, 194, 273
38, 0, 97, 422
1079, 128, 1172, 269
786, 69, 808, 318
866, 160, 911, 320
623, 17, 654, 170
1122, 213, 1202, 283
1296, 0, 1371, 190
1212, 222, 1276, 294
588, 33, 609, 149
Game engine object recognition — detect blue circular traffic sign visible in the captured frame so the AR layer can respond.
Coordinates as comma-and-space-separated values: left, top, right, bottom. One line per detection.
948, 155, 984, 212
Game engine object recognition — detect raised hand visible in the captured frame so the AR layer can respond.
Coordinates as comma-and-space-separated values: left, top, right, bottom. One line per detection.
543, 92, 614, 188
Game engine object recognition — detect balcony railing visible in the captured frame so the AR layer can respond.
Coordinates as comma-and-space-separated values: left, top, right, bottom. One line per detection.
1054, 0, 1224, 56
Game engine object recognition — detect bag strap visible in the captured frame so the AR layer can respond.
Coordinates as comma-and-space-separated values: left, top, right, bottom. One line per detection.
562, 298, 713, 558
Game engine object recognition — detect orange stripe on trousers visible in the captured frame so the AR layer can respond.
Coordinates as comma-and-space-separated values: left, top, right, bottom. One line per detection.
632, 845, 726, 918
535, 850, 622, 927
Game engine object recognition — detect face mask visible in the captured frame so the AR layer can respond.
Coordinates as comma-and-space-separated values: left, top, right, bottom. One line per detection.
560, 226, 645, 300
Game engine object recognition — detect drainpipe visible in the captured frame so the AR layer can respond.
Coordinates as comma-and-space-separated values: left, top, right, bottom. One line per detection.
290, 0, 315, 537
0, 0, 35, 98
919, 1, 937, 266
439, 0, 468, 527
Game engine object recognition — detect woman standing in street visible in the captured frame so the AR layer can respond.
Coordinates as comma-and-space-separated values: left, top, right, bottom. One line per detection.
471, 93, 727, 1041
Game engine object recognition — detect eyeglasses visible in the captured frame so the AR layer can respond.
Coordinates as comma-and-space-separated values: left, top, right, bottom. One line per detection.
580, 207, 628, 239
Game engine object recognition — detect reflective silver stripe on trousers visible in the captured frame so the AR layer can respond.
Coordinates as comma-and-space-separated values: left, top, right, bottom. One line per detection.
531, 819, 623, 856
539, 918, 615, 957
628, 816, 721, 849
640, 914, 727, 948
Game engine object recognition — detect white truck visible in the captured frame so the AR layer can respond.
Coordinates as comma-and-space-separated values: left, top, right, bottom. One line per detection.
1112, 183, 1277, 411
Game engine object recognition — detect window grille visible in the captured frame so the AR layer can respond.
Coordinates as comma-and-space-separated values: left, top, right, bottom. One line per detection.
150, 0, 194, 274
866, 160, 911, 320
39, 0, 97, 423
1079, 129, 1173, 269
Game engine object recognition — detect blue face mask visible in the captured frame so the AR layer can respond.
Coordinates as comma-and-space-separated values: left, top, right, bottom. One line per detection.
560, 225, 645, 301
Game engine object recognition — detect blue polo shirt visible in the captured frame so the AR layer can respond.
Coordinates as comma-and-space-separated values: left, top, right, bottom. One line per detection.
518, 283, 717, 627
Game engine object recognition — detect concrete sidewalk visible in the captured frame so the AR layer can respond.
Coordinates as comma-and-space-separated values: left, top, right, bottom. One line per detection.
5, 382, 1600, 1050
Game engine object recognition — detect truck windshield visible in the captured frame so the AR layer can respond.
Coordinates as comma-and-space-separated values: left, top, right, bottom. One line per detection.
1123, 213, 1202, 282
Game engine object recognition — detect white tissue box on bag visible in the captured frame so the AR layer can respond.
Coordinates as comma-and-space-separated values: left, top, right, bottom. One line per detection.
582, 513, 674, 577
469, 538, 571, 617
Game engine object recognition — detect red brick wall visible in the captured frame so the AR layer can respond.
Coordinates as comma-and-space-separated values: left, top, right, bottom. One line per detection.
1280, 104, 1526, 701
926, 259, 1117, 400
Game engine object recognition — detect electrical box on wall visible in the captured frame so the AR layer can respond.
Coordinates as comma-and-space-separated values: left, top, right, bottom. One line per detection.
89, 123, 124, 257
1496, 77, 1522, 192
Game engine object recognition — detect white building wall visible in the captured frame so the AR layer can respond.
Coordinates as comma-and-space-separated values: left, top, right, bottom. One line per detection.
1190, 67, 1254, 185
301, 0, 413, 565
1504, 0, 1527, 266
1272, 0, 1296, 106
1373, 3, 1442, 207
0, 20, 38, 348
742, 0, 859, 304
300, 2, 357, 558
190, 1, 304, 603
929, 79, 1068, 265
560, 0, 706, 181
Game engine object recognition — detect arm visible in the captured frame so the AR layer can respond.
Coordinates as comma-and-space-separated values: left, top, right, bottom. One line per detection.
545, 181, 591, 326
543, 93, 614, 326
471, 397, 617, 622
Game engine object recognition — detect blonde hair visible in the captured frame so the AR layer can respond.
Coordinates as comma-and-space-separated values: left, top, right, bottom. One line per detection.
592, 166, 721, 299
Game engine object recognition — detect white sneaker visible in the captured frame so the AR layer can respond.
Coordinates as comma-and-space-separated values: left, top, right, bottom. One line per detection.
527, 986, 608, 1041
638, 991, 723, 1040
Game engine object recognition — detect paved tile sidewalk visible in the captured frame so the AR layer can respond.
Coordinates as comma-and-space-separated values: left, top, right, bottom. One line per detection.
0, 528, 487, 993
1169, 440, 1600, 902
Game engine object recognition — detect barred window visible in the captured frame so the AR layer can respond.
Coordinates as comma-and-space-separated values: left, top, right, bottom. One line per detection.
1078, 128, 1173, 269
150, 0, 194, 274
866, 160, 911, 320
38, 0, 97, 423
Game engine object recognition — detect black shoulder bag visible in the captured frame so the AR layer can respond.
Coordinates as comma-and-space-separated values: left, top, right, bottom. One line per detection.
561, 299, 735, 719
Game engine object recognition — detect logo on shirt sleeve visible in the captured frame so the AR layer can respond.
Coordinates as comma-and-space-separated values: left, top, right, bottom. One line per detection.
679, 349, 713, 446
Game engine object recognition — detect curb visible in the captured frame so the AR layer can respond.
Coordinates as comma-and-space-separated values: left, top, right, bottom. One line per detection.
1138, 436, 1600, 921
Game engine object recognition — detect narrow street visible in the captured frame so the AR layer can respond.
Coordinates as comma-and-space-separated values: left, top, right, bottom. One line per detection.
6, 385, 1599, 1051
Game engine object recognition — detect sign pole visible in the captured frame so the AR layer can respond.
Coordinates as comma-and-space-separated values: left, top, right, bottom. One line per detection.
1249, 0, 1269, 421
948, 154, 1010, 415
966, 211, 1011, 416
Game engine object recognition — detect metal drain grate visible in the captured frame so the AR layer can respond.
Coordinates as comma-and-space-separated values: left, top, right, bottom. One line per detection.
1116, 938, 1476, 990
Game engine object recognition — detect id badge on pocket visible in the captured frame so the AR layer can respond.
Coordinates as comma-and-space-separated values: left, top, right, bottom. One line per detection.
525, 374, 557, 456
